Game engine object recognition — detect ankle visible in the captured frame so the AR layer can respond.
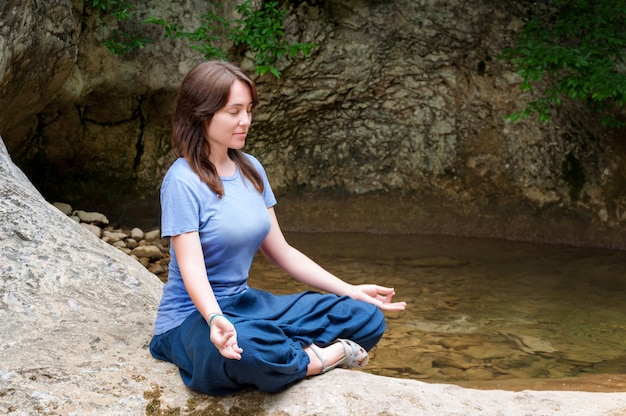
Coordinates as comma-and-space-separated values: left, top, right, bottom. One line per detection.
304, 346, 323, 376
304, 343, 346, 376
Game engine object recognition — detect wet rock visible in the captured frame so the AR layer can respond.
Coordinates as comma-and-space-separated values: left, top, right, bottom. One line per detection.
505, 333, 559, 354
433, 353, 477, 370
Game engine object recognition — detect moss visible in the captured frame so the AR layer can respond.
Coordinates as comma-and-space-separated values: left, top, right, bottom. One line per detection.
561, 151, 585, 201
144, 384, 181, 415
143, 385, 280, 416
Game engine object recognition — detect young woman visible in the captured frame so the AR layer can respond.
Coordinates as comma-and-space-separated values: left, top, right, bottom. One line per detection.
149, 60, 406, 396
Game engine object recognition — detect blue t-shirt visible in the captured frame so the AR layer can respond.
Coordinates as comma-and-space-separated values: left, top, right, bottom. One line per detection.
154, 154, 277, 335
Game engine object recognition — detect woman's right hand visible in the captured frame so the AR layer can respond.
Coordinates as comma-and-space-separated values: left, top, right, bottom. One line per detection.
209, 315, 243, 360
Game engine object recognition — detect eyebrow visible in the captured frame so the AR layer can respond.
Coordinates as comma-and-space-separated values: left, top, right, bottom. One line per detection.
225, 101, 253, 107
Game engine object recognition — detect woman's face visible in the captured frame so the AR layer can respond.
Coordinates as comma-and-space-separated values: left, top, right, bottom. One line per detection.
205, 80, 253, 153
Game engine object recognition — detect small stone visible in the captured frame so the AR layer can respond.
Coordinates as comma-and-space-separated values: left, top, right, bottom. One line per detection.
131, 245, 163, 261
52, 202, 72, 215
143, 229, 161, 242
80, 223, 102, 238
130, 227, 144, 240
117, 247, 132, 255
112, 240, 127, 248
148, 262, 166, 275
134, 256, 150, 267
102, 230, 129, 243
73, 210, 109, 226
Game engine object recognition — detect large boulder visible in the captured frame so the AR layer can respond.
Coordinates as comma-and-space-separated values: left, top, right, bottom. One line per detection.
1, 136, 626, 414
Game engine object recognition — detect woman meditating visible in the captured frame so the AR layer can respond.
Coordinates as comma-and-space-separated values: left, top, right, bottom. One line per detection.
149, 60, 406, 396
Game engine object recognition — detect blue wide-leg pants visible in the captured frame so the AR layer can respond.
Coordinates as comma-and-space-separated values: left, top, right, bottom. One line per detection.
149, 288, 386, 396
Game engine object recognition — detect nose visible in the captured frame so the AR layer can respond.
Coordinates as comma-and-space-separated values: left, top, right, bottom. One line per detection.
240, 112, 251, 126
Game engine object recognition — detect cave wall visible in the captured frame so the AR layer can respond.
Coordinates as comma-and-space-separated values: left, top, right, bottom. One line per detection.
1, 0, 625, 247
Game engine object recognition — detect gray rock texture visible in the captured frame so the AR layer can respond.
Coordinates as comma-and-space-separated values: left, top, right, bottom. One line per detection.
2, 135, 626, 415
1, 0, 625, 248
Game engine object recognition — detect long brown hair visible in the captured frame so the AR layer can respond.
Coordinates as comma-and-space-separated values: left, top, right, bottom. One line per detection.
171, 61, 263, 197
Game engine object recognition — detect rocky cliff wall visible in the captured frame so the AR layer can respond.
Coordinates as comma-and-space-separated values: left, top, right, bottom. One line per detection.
1, 0, 625, 247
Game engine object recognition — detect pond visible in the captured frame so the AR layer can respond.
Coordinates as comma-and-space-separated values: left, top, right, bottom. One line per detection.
248, 232, 626, 392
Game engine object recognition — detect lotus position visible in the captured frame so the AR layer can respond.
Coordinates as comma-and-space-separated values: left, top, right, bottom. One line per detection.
149, 60, 406, 395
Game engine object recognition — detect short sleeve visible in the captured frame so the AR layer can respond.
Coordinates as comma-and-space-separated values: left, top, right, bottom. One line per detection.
246, 154, 277, 208
160, 174, 202, 238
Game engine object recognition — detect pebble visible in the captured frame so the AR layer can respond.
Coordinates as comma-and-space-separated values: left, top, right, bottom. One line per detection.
54, 202, 170, 282
73, 210, 110, 226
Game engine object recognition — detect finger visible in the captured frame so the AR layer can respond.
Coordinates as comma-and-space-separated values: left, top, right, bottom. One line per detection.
225, 331, 242, 352
374, 285, 395, 294
384, 291, 396, 303
221, 348, 242, 360
374, 292, 394, 304
378, 302, 407, 312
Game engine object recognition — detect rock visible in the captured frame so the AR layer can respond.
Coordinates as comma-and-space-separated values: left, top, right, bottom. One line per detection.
2, 136, 626, 415
0, 0, 78, 141
72, 210, 109, 225
131, 244, 163, 261
112, 240, 127, 249
144, 229, 161, 242
5, 0, 626, 252
101, 229, 129, 243
130, 227, 144, 240
80, 222, 102, 238
73, 209, 110, 226
148, 262, 167, 276
52, 201, 72, 215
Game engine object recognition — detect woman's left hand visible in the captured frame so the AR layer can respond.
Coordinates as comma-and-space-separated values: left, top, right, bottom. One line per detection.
350, 285, 407, 311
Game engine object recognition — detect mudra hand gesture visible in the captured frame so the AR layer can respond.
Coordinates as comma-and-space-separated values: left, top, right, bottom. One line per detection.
350, 284, 407, 312
209, 314, 243, 360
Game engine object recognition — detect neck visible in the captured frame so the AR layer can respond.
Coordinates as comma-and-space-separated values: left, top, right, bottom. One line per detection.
210, 151, 236, 176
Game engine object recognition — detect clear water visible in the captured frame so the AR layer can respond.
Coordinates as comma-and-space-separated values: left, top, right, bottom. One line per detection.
248, 232, 626, 391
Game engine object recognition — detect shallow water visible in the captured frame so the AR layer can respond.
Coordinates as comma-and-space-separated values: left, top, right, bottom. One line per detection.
248, 232, 626, 391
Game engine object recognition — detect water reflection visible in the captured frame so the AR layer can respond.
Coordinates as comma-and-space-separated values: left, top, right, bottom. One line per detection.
248, 232, 626, 390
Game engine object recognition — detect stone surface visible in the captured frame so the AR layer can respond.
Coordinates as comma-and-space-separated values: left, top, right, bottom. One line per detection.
2, 135, 626, 415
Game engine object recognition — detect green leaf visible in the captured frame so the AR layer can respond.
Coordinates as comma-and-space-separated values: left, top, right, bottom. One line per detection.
500, 0, 626, 125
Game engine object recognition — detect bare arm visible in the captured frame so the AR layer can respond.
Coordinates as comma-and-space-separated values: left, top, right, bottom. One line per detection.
259, 208, 406, 311
172, 231, 243, 359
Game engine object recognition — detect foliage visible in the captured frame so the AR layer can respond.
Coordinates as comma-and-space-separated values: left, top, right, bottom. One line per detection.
146, 1, 316, 77
500, 0, 626, 125
89, 0, 150, 54
231, 1, 316, 77
90, 0, 132, 20
146, 4, 230, 63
